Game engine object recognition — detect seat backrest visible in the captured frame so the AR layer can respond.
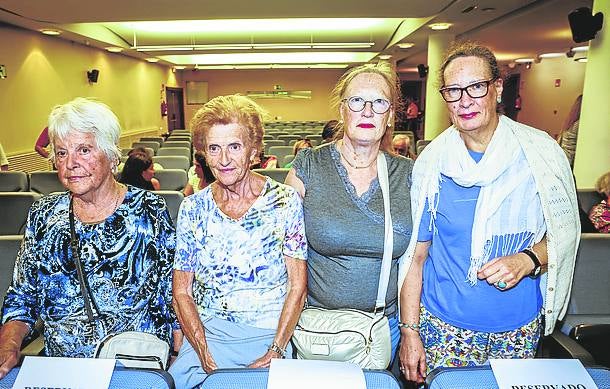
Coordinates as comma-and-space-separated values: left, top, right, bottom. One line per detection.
132, 141, 161, 153
0, 192, 41, 234
0, 171, 29, 191
29, 171, 64, 194
154, 169, 188, 191
268, 146, 294, 164
425, 365, 610, 389
162, 141, 191, 149
153, 190, 184, 225
139, 137, 164, 145
202, 368, 399, 389
253, 168, 290, 183
566, 233, 610, 315
277, 134, 302, 143
0, 366, 175, 389
264, 140, 285, 153
0, 235, 23, 304
153, 156, 190, 171
577, 189, 604, 214
156, 147, 191, 159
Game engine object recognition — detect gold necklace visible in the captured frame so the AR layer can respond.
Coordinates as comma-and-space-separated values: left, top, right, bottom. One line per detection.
338, 141, 377, 170
74, 183, 123, 222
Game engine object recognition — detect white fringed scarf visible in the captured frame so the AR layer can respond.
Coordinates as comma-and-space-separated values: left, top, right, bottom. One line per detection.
424, 117, 546, 284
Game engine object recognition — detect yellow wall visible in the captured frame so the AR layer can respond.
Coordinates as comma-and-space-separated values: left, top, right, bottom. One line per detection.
180, 68, 345, 126
0, 24, 178, 156
514, 56, 586, 138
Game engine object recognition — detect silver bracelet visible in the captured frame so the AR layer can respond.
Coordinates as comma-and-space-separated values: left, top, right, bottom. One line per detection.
268, 342, 286, 358
398, 321, 420, 332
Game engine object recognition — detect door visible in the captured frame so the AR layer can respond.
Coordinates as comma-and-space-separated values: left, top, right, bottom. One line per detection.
166, 87, 185, 132
502, 74, 521, 121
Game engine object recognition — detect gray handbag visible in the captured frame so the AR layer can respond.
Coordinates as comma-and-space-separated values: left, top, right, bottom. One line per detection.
292, 153, 394, 369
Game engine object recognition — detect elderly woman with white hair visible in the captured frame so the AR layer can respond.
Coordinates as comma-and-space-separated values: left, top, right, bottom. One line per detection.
0, 97, 180, 378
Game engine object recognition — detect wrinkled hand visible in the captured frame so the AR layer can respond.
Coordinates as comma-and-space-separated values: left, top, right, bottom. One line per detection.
0, 348, 20, 379
478, 252, 534, 290
248, 350, 281, 368
198, 347, 218, 374
399, 332, 426, 384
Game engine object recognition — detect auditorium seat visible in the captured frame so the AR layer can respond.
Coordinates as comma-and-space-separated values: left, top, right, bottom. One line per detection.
268, 146, 293, 164
560, 233, 610, 367
28, 171, 65, 194
277, 134, 302, 145
166, 136, 191, 143
132, 141, 161, 154
0, 171, 29, 191
139, 137, 164, 145
122, 147, 155, 157
264, 140, 285, 154
305, 134, 322, 146
254, 168, 290, 183
577, 189, 604, 214
153, 156, 190, 171
156, 147, 191, 160
0, 235, 22, 304
154, 169, 188, 191
0, 192, 41, 234
201, 368, 400, 389
153, 190, 184, 225
162, 140, 191, 149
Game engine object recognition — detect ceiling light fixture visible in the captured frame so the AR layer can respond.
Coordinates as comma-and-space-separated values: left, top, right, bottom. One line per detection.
539, 52, 564, 59
397, 43, 415, 49
106, 47, 124, 53
514, 58, 535, 63
428, 23, 452, 30
571, 46, 589, 52
379, 55, 392, 60
145, 58, 160, 63
160, 52, 378, 66
173, 66, 186, 70
40, 29, 61, 36
133, 42, 374, 52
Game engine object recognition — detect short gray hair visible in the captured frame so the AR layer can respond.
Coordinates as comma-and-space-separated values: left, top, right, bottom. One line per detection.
47, 97, 122, 164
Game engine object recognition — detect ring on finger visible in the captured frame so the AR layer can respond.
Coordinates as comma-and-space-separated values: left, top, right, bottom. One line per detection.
495, 280, 507, 289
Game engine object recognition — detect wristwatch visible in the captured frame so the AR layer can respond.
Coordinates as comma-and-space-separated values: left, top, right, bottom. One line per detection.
522, 248, 542, 278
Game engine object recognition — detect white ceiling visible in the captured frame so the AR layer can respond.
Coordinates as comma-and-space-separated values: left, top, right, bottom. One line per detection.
0, 0, 594, 70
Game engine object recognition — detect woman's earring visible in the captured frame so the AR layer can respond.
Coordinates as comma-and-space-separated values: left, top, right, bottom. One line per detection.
496, 96, 502, 104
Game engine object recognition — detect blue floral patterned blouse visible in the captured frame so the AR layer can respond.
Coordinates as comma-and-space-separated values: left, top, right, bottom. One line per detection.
1, 186, 177, 357
174, 177, 307, 330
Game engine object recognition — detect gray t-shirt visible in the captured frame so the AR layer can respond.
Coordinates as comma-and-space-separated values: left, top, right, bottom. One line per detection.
293, 143, 413, 316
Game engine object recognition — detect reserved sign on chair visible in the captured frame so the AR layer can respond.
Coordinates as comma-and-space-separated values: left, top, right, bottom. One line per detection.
490, 359, 598, 389
13, 356, 114, 389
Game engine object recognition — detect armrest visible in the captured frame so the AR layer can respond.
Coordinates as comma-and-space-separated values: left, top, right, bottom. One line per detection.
538, 329, 595, 365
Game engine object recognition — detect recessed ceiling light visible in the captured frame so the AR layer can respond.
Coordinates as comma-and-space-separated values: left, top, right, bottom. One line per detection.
428, 23, 452, 31
574, 57, 588, 63
40, 29, 61, 36
105, 47, 124, 53
145, 58, 160, 63
397, 43, 415, 49
539, 52, 564, 59
572, 46, 589, 53
481, 7, 496, 11
174, 66, 186, 70
514, 58, 535, 63
379, 54, 392, 60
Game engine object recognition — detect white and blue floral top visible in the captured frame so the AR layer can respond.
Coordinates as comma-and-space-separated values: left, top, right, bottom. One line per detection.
174, 177, 307, 330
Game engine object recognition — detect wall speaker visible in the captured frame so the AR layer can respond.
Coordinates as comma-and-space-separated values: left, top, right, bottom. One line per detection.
87, 69, 99, 83
417, 64, 428, 78
568, 7, 604, 43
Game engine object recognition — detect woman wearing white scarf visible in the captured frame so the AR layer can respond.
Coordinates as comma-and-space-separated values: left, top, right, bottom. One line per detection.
398, 42, 580, 384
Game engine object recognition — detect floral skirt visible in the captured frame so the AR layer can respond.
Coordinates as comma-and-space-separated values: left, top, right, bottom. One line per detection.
419, 305, 541, 372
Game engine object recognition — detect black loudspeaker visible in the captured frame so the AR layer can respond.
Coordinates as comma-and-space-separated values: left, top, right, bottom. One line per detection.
87, 69, 99, 83
568, 7, 604, 43
417, 64, 428, 78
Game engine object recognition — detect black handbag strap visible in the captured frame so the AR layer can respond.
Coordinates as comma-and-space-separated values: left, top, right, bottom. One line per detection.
69, 197, 99, 323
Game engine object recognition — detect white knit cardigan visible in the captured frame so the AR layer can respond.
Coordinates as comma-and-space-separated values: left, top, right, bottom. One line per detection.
398, 115, 581, 335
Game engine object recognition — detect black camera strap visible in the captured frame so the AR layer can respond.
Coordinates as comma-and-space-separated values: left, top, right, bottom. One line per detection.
69, 196, 99, 323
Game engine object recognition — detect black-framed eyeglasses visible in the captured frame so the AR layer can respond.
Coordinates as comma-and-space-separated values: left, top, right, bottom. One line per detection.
342, 96, 392, 114
439, 78, 497, 103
